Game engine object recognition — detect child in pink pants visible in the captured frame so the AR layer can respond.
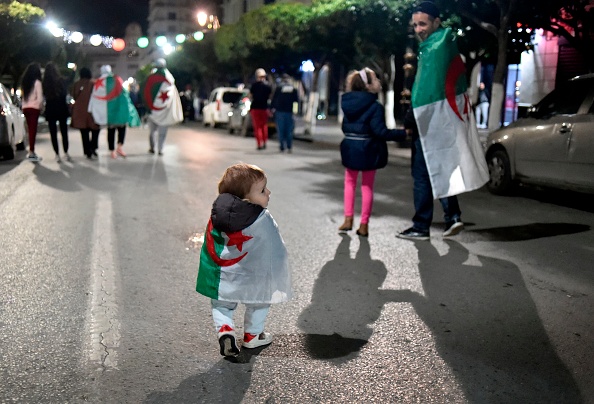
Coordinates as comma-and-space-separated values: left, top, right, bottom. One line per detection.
338, 67, 407, 236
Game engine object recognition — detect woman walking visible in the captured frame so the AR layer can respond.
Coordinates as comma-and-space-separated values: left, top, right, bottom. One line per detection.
71, 67, 100, 159
20, 63, 43, 162
43, 62, 71, 162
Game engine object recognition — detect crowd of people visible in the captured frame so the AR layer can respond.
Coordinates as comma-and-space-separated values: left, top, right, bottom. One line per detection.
19, 58, 183, 163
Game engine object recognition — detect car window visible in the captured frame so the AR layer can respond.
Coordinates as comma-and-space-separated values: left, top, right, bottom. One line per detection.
222, 92, 242, 104
535, 81, 592, 117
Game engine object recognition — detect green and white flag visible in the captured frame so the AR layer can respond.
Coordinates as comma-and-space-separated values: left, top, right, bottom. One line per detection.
196, 210, 292, 304
88, 73, 140, 127
412, 27, 489, 199
142, 68, 183, 127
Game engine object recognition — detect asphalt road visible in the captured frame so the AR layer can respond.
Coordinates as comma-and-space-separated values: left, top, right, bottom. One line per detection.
1, 122, 592, 403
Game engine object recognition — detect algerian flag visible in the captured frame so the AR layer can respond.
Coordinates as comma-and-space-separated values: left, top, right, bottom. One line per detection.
142, 68, 183, 126
196, 210, 292, 304
412, 27, 489, 199
88, 73, 140, 127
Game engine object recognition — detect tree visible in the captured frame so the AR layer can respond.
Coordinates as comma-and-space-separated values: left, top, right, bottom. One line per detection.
0, 1, 52, 87
444, 0, 593, 129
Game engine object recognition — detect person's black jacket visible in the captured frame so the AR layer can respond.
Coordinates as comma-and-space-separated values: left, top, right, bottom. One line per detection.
340, 91, 405, 171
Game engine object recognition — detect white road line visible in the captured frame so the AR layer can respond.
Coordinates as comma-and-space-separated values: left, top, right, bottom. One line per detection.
88, 193, 121, 371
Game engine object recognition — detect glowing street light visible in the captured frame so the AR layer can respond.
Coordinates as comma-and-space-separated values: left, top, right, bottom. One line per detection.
90, 34, 102, 46
193, 31, 204, 41
155, 35, 167, 47
197, 11, 208, 27
175, 34, 186, 44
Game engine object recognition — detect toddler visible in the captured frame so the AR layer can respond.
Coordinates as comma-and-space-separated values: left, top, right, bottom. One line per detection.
196, 163, 292, 357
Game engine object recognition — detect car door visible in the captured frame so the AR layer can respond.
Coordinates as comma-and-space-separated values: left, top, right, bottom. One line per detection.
565, 86, 594, 189
513, 82, 591, 185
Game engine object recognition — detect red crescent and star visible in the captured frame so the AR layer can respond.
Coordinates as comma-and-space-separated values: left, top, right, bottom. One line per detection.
144, 74, 170, 111
94, 75, 124, 101
445, 55, 469, 121
206, 220, 253, 267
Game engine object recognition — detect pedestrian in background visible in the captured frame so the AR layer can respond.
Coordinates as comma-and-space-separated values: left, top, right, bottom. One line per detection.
338, 68, 406, 237
396, 2, 488, 241
142, 58, 183, 156
196, 163, 291, 357
43, 62, 71, 163
71, 67, 100, 159
249, 68, 272, 150
88, 65, 140, 159
475, 82, 490, 129
20, 62, 43, 162
271, 74, 299, 153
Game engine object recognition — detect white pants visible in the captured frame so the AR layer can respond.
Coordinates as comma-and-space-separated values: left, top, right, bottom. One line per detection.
148, 120, 169, 152
211, 299, 270, 335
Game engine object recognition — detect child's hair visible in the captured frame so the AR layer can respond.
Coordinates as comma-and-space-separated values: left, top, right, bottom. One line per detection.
346, 67, 373, 92
218, 163, 266, 199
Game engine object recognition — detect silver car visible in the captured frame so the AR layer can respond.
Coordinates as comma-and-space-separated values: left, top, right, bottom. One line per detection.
485, 74, 594, 195
0, 83, 27, 161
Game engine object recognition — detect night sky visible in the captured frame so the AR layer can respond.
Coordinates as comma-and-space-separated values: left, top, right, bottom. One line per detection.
44, 0, 149, 37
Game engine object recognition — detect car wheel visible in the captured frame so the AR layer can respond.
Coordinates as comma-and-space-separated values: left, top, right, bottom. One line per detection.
487, 149, 514, 195
0, 145, 15, 161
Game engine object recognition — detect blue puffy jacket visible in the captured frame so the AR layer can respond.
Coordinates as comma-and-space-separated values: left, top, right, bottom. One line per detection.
340, 91, 405, 171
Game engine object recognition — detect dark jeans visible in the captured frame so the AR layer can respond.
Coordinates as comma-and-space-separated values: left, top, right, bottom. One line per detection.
107, 126, 126, 150
411, 137, 461, 232
80, 129, 100, 157
48, 117, 69, 155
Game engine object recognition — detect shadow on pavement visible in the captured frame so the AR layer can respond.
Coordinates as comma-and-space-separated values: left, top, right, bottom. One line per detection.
397, 240, 582, 402
466, 222, 590, 242
294, 234, 394, 362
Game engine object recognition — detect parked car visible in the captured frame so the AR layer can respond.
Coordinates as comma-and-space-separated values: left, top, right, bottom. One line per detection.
228, 91, 276, 137
0, 83, 27, 161
484, 73, 594, 195
202, 87, 243, 128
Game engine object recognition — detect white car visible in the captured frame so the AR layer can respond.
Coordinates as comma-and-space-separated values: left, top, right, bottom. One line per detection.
202, 87, 243, 128
0, 83, 27, 161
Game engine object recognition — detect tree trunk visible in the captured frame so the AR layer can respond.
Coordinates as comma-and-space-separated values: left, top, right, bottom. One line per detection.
487, 7, 512, 131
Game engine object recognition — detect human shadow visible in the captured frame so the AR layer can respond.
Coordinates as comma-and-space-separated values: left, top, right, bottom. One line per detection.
394, 240, 582, 402
297, 234, 397, 361
31, 163, 83, 192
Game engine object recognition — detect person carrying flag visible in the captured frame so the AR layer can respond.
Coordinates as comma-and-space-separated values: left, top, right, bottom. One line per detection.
142, 58, 183, 155
196, 163, 292, 357
397, 1, 489, 241
88, 65, 140, 159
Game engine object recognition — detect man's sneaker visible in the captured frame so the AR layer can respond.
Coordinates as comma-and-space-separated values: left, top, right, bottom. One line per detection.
443, 219, 464, 237
242, 332, 273, 349
397, 227, 430, 241
218, 325, 240, 357
27, 152, 42, 162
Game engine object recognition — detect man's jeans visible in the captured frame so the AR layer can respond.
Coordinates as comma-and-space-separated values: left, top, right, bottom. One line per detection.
411, 137, 461, 232
274, 111, 294, 151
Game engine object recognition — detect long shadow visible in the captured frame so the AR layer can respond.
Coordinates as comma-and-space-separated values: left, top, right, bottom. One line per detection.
296, 234, 395, 361
395, 240, 582, 402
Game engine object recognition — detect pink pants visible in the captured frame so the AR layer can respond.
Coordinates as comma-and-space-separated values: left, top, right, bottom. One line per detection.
343, 168, 376, 224
250, 109, 269, 148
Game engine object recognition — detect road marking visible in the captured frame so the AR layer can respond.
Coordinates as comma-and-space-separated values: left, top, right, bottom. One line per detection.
88, 193, 121, 371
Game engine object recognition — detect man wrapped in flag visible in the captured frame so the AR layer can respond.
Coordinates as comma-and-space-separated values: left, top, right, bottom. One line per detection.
196, 163, 292, 357
142, 58, 183, 155
88, 65, 140, 158
397, 1, 489, 241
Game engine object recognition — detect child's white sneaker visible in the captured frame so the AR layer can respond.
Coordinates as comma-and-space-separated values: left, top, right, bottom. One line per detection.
242, 332, 273, 349
218, 325, 240, 357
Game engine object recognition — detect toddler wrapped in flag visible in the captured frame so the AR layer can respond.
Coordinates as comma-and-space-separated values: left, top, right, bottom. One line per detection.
196, 163, 292, 357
